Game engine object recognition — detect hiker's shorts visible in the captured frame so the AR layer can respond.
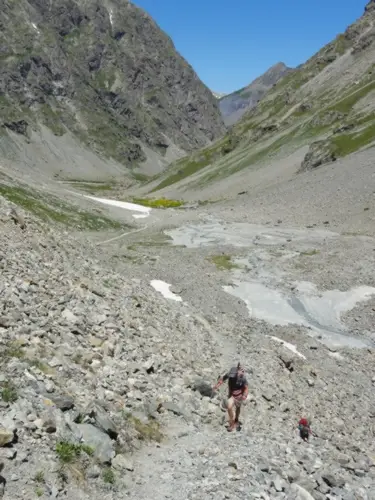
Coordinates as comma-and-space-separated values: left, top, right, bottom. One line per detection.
227, 396, 242, 409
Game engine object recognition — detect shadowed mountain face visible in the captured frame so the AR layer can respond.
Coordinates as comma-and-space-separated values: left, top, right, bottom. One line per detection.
218, 63, 293, 125
0, 0, 226, 176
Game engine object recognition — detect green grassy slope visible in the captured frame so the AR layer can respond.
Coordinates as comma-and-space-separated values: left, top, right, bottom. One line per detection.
147, 3, 375, 193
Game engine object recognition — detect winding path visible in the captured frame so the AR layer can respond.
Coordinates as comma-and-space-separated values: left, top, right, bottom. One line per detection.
95, 224, 149, 246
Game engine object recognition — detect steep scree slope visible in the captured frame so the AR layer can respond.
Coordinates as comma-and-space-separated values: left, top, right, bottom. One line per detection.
0, 0, 225, 177
1, 190, 375, 499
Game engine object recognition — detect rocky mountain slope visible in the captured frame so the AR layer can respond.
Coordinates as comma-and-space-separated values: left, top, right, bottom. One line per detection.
143, 0, 375, 198
219, 62, 292, 125
0, 0, 225, 179
1, 166, 375, 499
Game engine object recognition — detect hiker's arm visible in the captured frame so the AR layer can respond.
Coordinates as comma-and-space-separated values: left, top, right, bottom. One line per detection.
213, 372, 229, 390
242, 381, 249, 400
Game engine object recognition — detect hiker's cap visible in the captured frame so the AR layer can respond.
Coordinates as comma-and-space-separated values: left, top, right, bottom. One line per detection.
237, 362, 245, 376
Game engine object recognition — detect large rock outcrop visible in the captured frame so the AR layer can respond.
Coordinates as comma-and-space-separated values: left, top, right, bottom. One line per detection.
299, 140, 338, 172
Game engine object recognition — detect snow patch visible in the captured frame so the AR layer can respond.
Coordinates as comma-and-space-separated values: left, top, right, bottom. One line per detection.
212, 91, 227, 99
224, 280, 375, 348
224, 282, 302, 326
84, 195, 151, 219
268, 336, 306, 360
109, 9, 113, 26
133, 213, 149, 219
150, 280, 182, 302
31, 23, 40, 34
329, 351, 344, 361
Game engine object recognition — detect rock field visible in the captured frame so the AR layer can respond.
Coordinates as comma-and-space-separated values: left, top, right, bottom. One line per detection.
1, 185, 375, 500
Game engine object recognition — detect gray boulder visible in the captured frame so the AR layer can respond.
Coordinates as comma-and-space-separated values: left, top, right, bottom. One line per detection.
73, 423, 115, 464
86, 403, 118, 439
289, 484, 315, 500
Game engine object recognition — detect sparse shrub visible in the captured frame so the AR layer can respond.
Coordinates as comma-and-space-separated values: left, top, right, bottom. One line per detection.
1, 381, 18, 403
102, 467, 115, 484
208, 254, 239, 271
28, 359, 52, 373
56, 442, 79, 463
34, 471, 45, 483
81, 444, 94, 456
123, 412, 163, 442
300, 249, 320, 256
56, 441, 94, 463
4, 342, 25, 359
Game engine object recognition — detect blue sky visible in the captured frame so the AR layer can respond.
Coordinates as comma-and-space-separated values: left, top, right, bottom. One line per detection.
133, 0, 364, 94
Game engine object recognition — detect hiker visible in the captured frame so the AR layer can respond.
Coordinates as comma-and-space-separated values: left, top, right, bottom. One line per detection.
298, 417, 312, 441
213, 362, 249, 432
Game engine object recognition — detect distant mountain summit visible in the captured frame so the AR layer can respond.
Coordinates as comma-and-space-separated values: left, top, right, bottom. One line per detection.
219, 62, 293, 125
212, 91, 227, 99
